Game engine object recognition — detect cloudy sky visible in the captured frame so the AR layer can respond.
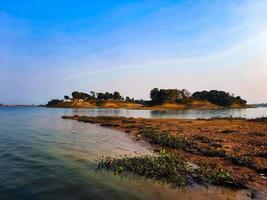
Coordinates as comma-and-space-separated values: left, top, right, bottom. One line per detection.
1, 0, 267, 104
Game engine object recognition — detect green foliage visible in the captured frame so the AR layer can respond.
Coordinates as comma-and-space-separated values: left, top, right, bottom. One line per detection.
113, 91, 123, 100
72, 91, 81, 99
46, 99, 62, 106
150, 88, 191, 104
139, 128, 190, 149
192, 90, 247, 107
97, 91, 123, 100
229, 156, 255, 169
98, 151, 238, 187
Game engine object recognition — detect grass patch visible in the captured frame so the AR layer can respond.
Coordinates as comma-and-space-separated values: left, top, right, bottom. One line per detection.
139, 128, 190, 149
200, 148, 226, 157
97, 151, 242, 188
229, 156, 255, 169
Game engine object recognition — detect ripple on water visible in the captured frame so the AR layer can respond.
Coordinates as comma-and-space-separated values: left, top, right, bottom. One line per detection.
0, 107, 266, 200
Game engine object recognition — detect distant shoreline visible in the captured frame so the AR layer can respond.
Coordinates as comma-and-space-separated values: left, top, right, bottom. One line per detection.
0, 104, 37, 108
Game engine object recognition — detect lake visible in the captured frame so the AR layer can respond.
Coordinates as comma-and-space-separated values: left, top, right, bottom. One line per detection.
0, 107, 266, 200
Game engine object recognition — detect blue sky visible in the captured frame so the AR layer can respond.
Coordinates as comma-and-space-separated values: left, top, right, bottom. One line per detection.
1, 0, 267, 104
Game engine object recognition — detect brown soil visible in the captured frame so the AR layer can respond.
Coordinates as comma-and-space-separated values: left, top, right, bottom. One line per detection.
63, 115, 267, 192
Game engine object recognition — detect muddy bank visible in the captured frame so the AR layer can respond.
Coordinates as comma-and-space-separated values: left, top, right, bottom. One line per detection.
62, 115, 267, 193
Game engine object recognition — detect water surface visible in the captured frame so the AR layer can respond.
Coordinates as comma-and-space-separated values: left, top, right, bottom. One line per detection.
0, 107, 265, 200
57, 107, 267, 119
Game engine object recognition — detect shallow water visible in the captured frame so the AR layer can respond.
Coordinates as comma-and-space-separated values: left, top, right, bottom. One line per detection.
0, 107, 266, 200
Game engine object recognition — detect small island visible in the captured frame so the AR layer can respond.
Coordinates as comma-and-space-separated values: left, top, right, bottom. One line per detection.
46, 88, 252, 110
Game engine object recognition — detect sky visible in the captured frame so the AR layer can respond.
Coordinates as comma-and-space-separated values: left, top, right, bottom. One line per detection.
0, 0, 267, 104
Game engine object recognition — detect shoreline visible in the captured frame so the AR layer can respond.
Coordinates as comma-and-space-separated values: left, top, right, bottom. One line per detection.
62, 115, 267, 193
46, 100, 255, 111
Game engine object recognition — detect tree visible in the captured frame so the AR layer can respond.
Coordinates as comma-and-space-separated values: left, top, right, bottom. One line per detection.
125, 96, 131, 102
150, 88, 160, 103
150, 88, 191, 104
192, 90, 246, 107
90, 91, 96, 98
72, 91, 81, 99
97, 92, 105, 100
47, 99, 63, 106
64, 95, 70, 100
80, 92, 90, 100
113, 91, 122, 100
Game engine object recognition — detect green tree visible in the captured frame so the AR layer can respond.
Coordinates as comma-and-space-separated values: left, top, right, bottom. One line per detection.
113, 91, 122, 100
72, 91, 81, 99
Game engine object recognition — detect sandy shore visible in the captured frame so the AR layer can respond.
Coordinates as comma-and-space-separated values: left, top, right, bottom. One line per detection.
62, 115, 267, 192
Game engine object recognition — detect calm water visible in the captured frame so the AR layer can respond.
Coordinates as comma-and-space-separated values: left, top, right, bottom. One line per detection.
0, 107, 266, 200
55, 107, 267, 119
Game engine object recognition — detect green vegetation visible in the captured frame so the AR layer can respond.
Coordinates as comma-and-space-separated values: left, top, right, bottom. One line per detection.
46, 88, 247, 107
229, 156, 255, 169
150, 88, 191, 104
138, 127, 227, 157
149, 88, 247, 107
97, 150, 240, 187
192, 90, 247, 107
139, 128, 190, 149
47, 99, 63, 106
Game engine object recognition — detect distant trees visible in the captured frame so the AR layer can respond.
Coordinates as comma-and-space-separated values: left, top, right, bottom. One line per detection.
149, 88, 247, 107
72, 91, 81, 100
47, 99, 63, 106
68, 91, 124, 101
192, 90, 247, 107
113, 91, 123, 100
150, 88, 191, 104
47, 88, 247, 108
96, 91, 123, 100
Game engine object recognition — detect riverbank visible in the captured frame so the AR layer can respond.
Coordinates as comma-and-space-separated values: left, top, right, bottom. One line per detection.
48, 100, 253, 110
62, 115, 267, 193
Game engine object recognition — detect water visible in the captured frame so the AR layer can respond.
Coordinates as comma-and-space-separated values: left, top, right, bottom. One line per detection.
0, 107, 266, 200
55, 106, 267, 119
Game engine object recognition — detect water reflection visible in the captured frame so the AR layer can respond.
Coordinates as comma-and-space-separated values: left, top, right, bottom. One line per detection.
59, 107, 267, 119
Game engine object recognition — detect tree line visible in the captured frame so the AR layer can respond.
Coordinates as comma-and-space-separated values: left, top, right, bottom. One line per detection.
47, 90, 141, 106
47, 88, 247, 107
69, 91, 124, 101
150, 88, 246, 106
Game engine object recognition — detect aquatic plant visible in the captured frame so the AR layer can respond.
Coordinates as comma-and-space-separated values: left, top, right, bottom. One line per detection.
97, 151, 240, 187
